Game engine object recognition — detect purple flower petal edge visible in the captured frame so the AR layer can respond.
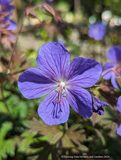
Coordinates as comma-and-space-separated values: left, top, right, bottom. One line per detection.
117, 96, 121, 113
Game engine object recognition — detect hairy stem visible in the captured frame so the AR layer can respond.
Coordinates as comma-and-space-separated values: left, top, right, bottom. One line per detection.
97, 68, 113, 84
10, 11, 26, 66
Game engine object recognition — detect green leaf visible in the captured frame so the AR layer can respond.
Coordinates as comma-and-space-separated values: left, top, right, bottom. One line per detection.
68, 124, 81, 132
67, 125, 86, 145
78, 143, 88, 152
62, 134, 75, 148
0, 139, 15, 159
95, 129, 106, 146
111, 122, 118, 134
3, 140, 16, 156
47, 132, 63, 145
0, 122, 12, 141
38, 134, 53, 141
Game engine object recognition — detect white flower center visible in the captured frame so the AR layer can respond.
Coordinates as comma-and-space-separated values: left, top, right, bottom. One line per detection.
60, 81, 66, 88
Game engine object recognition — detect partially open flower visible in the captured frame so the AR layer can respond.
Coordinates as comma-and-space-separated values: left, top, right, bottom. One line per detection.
102, 46, 121, 88
0, 0, 16, 33
92, 96, 109, 115
0, 0, 17, 49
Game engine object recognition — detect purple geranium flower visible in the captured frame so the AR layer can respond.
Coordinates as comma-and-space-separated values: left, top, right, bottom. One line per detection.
92, 96, 108, 115
116, 96, 121, 136
88, 22, 106, 41
18, 42, 102, 125
7, 19, 17, 31
0, 0, 16, 32
102, 46, 121, 88
0, 0, 14, 16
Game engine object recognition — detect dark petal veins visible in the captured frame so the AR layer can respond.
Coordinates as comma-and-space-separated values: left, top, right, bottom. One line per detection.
18, 68, 55, 99
38, 91, 70, 125
67, 57, 102, 88
66, 85, 93, 119
52, 102, 62, 119
36, 42, 70, 80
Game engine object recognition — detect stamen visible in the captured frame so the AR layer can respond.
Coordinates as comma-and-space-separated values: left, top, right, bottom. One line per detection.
113, 67, 121, 76
52, 81, 66, 119
56, 85, 62, 103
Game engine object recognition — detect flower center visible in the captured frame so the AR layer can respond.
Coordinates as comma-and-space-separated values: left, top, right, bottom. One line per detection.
60, 81, 66, 88
56, 81, 66, 103
113, 67, 121, 76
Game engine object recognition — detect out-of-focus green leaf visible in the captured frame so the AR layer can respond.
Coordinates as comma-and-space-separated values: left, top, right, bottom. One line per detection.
0, 122, 12, 141
48, 132, 63, 145
0, 102, 8, 114
66, 125, 86, 144
0, 122, 15, 160
111, 122, 118, 135
67, 124, 81, 132
77, 143, 88, 152
57, 1, 70, 12
38, 134, 53, 141
95, 129, 106, 146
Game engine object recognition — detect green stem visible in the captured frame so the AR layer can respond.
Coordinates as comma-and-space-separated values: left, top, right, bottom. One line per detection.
1, 84, 13, 120
97, 68, 113, 84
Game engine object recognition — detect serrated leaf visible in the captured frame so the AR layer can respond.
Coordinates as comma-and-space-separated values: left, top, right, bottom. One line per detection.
0, 139, 15, 160
62, 134, 75, 148
18, 131, 39, 154
0, 122, 12, 141
67, 128, 86, 145
4, 140, 15, 156
47, 132, 63, 145
26, 119, 62, 135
